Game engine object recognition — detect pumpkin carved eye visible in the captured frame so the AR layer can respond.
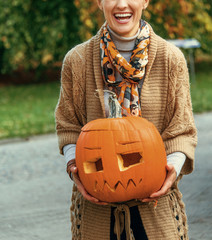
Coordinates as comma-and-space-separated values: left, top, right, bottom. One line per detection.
83, 158, 103, 173
117, 141, 143, 171
118, 152, 143, 171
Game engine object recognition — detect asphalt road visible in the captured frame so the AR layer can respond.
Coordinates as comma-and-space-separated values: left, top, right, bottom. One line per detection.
0, 112, 211, 240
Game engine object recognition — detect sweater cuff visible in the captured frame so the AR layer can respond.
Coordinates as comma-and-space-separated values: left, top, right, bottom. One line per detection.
57, 129, 80, 155
167, 152, 186, 177
164, 136, 196, 175
63, 144, 76, 165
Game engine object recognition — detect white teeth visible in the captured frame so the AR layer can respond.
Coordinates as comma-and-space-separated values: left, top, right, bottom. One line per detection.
115, 13, 132, 18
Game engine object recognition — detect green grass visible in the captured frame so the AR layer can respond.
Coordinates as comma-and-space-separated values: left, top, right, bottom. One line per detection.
0, 81, 60, 139
0, 65, 211, 140
191, 59, 212, 113
191, 70, 212, 113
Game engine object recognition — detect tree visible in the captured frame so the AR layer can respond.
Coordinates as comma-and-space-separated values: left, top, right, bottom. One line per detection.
0, 0, 81, 75
74, 0, 212, 52
146, 0, 212, 51
1, 0, 211, 77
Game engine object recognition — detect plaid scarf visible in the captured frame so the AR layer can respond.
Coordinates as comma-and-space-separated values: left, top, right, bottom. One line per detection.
100, 20, 150, 117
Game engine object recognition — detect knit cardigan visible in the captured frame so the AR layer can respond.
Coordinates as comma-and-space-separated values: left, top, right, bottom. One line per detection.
55, 24, 197, 240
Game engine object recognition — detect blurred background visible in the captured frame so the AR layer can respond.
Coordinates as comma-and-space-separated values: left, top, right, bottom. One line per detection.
0, 1, 212, 240
0, 0, 211, 139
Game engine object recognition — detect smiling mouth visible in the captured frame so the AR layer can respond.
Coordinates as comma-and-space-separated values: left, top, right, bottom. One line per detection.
114, 13, 132, 22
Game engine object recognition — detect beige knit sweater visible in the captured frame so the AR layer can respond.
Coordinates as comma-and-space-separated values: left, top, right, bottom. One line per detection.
55, 24, 197, 240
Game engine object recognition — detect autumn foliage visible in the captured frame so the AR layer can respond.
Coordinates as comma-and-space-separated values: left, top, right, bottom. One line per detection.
0, 0, 81, 75
75, 0, 212, 51
0, 0, 211, 77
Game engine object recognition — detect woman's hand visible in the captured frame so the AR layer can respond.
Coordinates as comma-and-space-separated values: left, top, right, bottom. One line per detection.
140, 164, 177, 203
67, 160, 108, 205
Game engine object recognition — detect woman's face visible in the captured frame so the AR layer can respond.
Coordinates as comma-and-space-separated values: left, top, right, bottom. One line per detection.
97, 0, 149, 37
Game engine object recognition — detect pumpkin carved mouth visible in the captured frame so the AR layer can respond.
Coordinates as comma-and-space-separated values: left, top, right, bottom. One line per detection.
94, 178, 143, 193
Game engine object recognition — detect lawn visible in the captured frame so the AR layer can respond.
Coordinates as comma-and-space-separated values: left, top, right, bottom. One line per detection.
0, 65, 211, 140
191, 71, 212, 113
0, 81, 60, 139
190, 61, 212, 113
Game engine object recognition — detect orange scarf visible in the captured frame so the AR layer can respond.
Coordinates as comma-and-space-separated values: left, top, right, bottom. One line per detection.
100, 20, 150, 117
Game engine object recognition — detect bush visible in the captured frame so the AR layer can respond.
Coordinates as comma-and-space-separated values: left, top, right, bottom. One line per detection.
146, 0, 212, 52
1, 0, 211, 79
0, 0, 81, 76
75, 0, 212, 53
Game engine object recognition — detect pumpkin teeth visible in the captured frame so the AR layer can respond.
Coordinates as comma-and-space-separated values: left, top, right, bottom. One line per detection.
127, 179, 136, 188
106, 181, 121, 192
94, 179, 142, 193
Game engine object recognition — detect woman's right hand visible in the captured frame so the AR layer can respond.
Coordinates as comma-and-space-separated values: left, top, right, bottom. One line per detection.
67, 160, 108, 206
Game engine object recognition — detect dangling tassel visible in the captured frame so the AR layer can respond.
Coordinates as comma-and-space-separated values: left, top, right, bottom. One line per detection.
114, 204, 135, 240
104, 90, 122, 118
95, 89, 122, 118
153, 200, 158, 210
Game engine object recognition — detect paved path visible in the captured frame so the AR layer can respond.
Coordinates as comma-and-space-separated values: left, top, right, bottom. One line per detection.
0, 113, 211, 240
179, 113, 212, 240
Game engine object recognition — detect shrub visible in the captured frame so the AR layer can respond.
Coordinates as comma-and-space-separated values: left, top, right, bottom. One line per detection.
0, 0, 81, 75
75, 0, 212, 53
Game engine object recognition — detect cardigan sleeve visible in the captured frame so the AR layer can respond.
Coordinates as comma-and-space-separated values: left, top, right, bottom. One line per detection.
161, 44, 197, 175
55, 45, 87, 154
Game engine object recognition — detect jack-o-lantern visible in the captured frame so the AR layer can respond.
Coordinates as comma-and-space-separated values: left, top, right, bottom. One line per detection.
76, 116, 167, 203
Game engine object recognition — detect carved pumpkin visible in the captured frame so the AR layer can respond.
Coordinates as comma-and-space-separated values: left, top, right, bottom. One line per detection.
76, 116, 167, 202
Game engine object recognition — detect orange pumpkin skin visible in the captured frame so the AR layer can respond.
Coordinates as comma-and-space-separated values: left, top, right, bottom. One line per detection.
76, 116, 167, 203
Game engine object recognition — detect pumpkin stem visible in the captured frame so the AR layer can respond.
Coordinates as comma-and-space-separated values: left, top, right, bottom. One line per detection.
104, 90, 122, 118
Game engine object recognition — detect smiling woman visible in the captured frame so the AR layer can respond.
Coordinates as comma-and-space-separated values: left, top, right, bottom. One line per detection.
97, 0, 149, 37
55, 0, 197, 239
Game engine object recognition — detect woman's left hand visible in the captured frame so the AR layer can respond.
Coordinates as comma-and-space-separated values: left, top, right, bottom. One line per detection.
140, 164, 177, 202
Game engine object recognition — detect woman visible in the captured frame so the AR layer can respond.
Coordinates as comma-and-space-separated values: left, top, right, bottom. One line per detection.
55, 0, 197, 239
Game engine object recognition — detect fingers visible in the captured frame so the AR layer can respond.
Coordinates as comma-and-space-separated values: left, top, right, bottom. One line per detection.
141, 164, 177, 203
72, 168, 108, 205
94, 200, 109, 205
76, 179, 108, 205
166, 164, 176, 174
66, 160, 108, 205
139, 197, 158, 203
70, 165, 78, 174
149, 165, 176, 198
66, 159, 76, 177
